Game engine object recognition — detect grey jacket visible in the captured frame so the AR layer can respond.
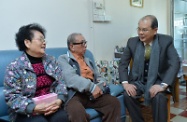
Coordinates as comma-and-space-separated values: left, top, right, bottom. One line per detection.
58, 51, 104, 102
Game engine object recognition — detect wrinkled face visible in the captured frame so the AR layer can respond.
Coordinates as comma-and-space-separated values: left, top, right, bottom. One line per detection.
70, 34, 87, 56
24, 30, 46, 57
137, 18, 158, 43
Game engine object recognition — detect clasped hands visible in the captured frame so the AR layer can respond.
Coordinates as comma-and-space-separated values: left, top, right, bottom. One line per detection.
92, 82, 106, 99
122, 83, 165, 98
33, 99, 62, 116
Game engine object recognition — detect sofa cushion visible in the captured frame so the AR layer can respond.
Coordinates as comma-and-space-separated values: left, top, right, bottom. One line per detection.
86, 108, 101, 119
0, 116, 9, 122
109, 84, 124, 97
0, 87, 8, 117
0, 51, 21, 86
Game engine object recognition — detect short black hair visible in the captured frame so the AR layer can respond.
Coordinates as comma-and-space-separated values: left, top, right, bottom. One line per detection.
140, 15, 158, 29
15, 23, 46, 51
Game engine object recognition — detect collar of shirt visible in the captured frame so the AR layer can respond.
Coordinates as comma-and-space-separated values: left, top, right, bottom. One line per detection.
144, 41, 153, 46
72, 52, 84, 60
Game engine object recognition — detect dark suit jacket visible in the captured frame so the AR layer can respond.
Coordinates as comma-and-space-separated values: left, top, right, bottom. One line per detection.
119, 34, 180, 100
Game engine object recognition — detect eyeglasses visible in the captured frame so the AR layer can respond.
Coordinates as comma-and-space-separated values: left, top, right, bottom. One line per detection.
137, 27, 151, 33
73, 40, 87, 46
33, 38, 46, 43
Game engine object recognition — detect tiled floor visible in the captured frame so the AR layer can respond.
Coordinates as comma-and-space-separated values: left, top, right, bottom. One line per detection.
125, 85, 187, 122
170, 85, 187, 122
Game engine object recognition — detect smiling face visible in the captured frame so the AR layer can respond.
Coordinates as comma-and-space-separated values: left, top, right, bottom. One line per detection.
137, 18, 158, 44
70, 34, 87, 56
24, 30, 46, 57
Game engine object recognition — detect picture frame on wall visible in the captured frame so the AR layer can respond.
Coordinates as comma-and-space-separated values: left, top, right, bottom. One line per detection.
130, 0, 143, 8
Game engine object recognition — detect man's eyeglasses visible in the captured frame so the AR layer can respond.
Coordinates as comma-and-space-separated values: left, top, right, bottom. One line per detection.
137, 27, 151, 33
73, 40, 87, 46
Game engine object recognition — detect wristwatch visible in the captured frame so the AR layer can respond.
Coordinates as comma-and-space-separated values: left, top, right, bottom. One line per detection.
160, 84, 167, 90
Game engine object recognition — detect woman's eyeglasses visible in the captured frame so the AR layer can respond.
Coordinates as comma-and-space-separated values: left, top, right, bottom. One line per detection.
33, 38, 46, 43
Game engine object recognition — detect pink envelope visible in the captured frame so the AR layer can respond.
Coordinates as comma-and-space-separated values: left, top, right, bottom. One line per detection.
32, 93, 57, 105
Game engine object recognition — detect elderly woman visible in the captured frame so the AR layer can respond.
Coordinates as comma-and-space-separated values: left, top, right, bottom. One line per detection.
4, 23, 69, 122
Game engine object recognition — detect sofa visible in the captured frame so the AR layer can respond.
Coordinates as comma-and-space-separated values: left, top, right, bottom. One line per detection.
0, 47, 126, 122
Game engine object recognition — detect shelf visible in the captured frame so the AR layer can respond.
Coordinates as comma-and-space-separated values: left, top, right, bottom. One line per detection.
174, 38, 187, 41
174, 12, 187, 14
180, 0, 187, 2
175, 47, 187, 50
172, 0, 187, 60
174, 25, 187, 28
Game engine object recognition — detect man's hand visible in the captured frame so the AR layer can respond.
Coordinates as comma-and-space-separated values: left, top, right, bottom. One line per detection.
122, 83, 137, 97
92, 85, 103, 99
149, 84, 165, 98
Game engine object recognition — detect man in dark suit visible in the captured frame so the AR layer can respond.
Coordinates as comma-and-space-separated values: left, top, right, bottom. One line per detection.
118, 15, 180, 122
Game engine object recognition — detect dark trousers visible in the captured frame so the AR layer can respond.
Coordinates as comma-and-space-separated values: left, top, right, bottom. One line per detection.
65, 93, 121, 122
15, 108, 69, 122
124, 91, 168, 122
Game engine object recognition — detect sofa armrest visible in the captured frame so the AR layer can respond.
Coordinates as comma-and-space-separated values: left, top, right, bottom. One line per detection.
109, 84, 124, 96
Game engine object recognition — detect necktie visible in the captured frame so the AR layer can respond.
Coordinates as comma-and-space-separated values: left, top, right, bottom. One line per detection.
145, 44, 151, 61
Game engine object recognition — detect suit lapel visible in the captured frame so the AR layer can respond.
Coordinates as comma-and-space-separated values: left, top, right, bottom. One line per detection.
144, 35, 160, 105
132, 41, 144, 81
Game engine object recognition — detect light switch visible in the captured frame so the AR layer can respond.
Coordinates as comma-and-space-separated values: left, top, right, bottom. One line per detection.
95, 2, 103, 9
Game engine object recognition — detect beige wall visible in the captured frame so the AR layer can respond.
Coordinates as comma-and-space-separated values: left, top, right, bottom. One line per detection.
92, 0, 171, 60
0, 0, 170, 60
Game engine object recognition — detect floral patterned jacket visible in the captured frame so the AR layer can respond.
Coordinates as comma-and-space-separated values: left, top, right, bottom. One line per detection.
3, 53, 68, 122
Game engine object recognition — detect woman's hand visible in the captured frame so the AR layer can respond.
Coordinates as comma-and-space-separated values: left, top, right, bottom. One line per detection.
33, 103, 47, 115
44, 99, 62, 116
33, 99, 62, 116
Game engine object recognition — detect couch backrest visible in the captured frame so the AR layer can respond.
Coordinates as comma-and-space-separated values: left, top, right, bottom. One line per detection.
0, 47, 95, 86
0, 47, 95, 118
0, 50, 22, 117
